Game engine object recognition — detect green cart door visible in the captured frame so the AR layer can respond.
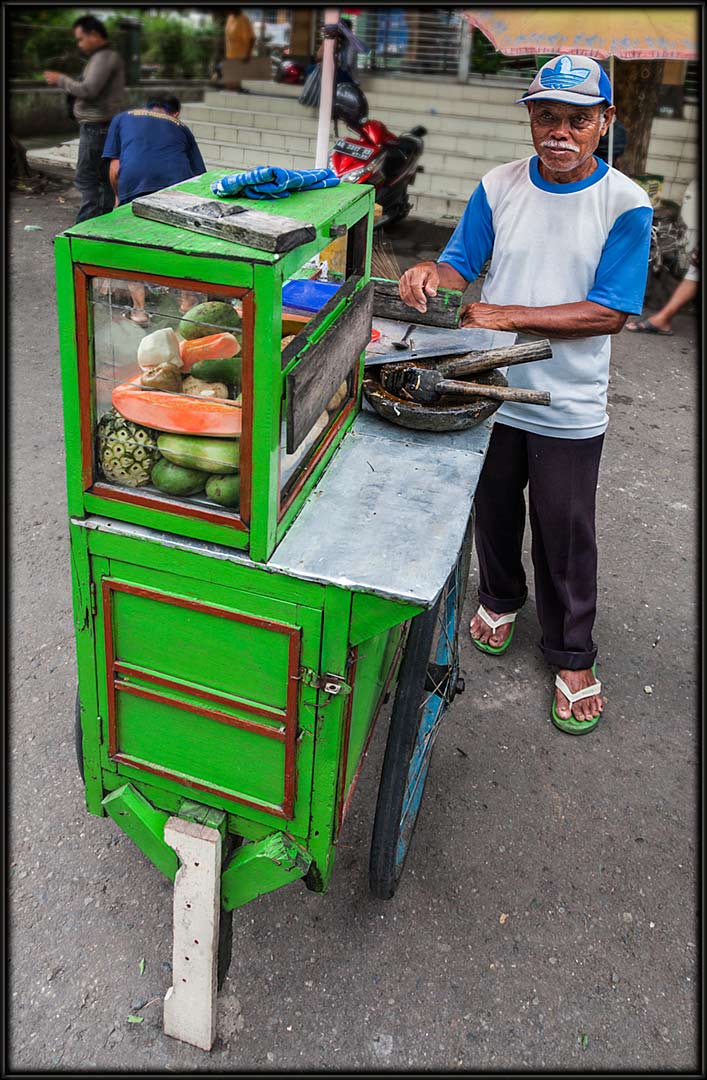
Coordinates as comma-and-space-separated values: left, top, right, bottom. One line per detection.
90, 556, 322, 837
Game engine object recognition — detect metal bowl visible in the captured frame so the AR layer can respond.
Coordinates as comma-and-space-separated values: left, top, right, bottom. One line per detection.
362, 368, 507, 432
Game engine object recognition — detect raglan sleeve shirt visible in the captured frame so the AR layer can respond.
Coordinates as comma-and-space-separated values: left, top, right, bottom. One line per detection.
585, 204, 653, 314
434, 157, 653, 439
437, 165, 652, 314
437, 180, 495, 284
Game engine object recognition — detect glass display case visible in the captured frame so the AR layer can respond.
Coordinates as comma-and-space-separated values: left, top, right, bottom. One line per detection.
87, 271, 249, 521
56, 173, 374, 562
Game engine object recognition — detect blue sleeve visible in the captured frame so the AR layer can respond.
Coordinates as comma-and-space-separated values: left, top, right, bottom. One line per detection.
102, 114, 121, 159
437, 181, 495, 284
186, 131, 206, 175
587, 205, 653, 314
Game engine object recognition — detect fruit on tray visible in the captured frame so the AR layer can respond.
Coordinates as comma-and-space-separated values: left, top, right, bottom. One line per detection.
178, 301, 241, 340
151, 458, 207, 496
179, 332, 240, 368
97, 409, 160, 487
112, 376, 242, 436
205, 473, 241, 508
189, 355, 242, 387
181, 375, 229, 399
137, 327, 182, 370
140, 362, 182, 392
157, 433, 240, 474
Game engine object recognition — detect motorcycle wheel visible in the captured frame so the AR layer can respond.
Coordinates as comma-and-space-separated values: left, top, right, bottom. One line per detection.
378, 196, 411, 228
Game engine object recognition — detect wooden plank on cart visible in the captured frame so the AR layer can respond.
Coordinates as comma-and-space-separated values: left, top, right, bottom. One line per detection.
287, 281, 374, 452
132, 190, 316, 253
371, 276, 463, 328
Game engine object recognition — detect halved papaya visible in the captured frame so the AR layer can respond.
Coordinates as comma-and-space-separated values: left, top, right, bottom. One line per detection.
111, 375, 242, 437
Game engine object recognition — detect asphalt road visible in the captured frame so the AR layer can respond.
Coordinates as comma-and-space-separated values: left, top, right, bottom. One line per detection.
8, 182, 698, 1072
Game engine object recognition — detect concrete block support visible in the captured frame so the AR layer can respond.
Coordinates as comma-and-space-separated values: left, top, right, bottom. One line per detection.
163, 817, 222, 1052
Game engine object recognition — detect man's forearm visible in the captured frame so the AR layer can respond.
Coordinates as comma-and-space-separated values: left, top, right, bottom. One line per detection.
108, 159, 120, 201
436, 261, 470, 293
57, 52, 113, 99
463, 300, 627, 338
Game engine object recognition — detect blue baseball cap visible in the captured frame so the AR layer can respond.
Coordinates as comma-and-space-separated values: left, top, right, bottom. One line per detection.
517, 55, 613, 107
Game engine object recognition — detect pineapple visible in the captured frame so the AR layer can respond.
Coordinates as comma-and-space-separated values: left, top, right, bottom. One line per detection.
97, 409, 160, 488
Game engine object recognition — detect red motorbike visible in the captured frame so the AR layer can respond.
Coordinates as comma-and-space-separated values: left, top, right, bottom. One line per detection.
272, 52, 308, 84
329, 82, 426, 227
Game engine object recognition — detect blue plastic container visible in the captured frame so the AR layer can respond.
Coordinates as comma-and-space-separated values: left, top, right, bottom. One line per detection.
282, 279, 341, 314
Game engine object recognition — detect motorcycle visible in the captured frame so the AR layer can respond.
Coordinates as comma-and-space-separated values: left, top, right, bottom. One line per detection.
328, 82, 426, 227
646, 177, 697, 280
272, 51, 308, 84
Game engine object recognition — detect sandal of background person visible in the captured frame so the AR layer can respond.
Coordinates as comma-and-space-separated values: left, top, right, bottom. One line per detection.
470, 605, 517, 655
625, 317, 674, 335
551, 665, 602, 735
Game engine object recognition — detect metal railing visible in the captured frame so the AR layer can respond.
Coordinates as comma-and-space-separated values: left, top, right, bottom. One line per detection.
349, 9, 464, 77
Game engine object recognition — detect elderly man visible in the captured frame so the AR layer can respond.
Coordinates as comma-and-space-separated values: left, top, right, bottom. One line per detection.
44, 15, 124, 222
399, 56, 653, 735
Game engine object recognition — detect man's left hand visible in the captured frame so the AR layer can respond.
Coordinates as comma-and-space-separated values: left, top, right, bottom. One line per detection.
43, 71, 62, 85
461, 302, 515, 331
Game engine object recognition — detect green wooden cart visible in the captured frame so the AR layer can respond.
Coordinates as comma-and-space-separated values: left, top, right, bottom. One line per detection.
55, 172, 504, 1050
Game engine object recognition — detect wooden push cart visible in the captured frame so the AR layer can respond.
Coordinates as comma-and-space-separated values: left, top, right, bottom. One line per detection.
55, 173, 512, 1050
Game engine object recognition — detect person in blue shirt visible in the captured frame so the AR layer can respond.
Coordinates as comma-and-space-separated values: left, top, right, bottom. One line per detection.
102, 95, 206, 207
102, 95, 207, 324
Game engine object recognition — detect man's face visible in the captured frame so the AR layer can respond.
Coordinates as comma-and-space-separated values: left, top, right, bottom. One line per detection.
74, 27, 103, 55
528, 101, 615, 174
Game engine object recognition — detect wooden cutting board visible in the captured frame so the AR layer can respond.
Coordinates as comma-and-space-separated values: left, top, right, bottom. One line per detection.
132, 190, 316, 253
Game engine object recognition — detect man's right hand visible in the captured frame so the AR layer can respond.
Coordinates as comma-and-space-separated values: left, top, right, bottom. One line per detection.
398, 261, 440, 314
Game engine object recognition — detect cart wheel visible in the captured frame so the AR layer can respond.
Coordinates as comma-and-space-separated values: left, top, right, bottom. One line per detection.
368, 511, 474, 900
74, 688, 84, 783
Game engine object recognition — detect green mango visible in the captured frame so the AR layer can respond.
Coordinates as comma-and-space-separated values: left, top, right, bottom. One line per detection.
151, 458, 206, 496
205, 474, 241, 508
157, 433, 240, 474
178, 301, 241, 340
190, 355, 242, 390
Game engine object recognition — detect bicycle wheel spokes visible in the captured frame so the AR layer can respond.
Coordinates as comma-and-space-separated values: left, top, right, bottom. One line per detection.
396, 694, 444, 868
369, 512, 474, 899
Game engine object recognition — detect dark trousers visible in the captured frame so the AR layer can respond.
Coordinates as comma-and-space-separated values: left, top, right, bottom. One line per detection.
474, 421, 604, 671
75, 122, 113, 223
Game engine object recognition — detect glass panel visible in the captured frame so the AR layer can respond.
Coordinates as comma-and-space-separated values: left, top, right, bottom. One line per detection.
90, 275, 245, 516
277, 224, 366, 508
279, 369, 355, 504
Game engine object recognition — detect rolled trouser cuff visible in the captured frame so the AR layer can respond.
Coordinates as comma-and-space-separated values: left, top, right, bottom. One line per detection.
477, 587, 527, 616
542, 645, 598, 671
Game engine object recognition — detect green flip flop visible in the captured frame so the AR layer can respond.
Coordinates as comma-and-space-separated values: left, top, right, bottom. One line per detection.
470, 604, 517, 656
551, 663, 602, 735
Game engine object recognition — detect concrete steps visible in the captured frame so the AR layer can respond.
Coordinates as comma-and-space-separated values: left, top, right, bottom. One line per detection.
26, 74, 698, 222
181, 85, 698, 211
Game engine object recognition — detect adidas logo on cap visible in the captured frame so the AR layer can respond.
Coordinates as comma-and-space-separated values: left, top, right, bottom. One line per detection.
517, 55, 613, 107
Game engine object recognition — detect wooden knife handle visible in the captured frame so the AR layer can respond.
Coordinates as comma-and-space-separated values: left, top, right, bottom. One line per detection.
438, 380, 551, 405
439, 339, 553, 378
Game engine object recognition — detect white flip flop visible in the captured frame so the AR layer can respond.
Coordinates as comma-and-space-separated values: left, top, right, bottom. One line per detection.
552, 668, 602, 734
470, 604, 518, 655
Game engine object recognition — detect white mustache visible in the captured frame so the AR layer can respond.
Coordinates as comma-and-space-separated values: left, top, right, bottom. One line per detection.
541, 140, 580, 153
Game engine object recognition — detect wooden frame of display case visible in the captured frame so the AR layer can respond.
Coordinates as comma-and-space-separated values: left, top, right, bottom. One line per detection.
74, 264, 253, 531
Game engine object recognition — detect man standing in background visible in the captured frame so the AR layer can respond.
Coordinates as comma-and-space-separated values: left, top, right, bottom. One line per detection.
223, 8, 256, 93
43, 15, 124, 222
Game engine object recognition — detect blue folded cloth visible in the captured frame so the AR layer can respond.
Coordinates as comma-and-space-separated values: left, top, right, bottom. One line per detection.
211, 165, 341, 200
